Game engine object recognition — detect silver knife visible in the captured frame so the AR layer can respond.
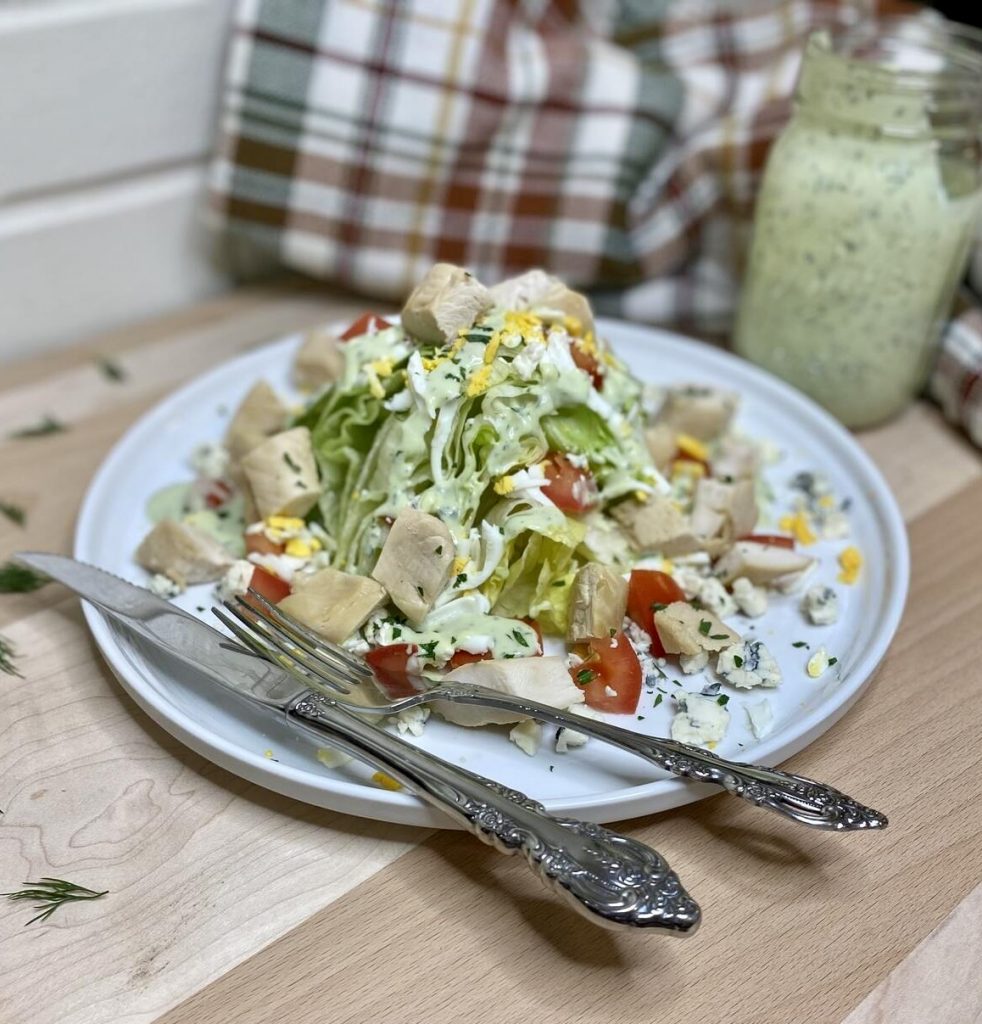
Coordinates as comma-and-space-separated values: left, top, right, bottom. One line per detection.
15, 552, 700, 933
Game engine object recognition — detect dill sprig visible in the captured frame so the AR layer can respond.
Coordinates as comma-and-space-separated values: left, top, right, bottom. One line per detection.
96, 357, 126, 382
0, 501, 25, 526
0, 633, 22, 676
8, 416, 66, 440
0, 562, 49, 593
2, 877, 108, 926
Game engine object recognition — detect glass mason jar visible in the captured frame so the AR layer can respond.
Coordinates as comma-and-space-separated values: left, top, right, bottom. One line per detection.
734, 24, 982, 429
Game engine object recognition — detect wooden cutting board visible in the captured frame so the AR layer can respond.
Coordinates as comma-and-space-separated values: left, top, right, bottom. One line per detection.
1, 281, 980, 1024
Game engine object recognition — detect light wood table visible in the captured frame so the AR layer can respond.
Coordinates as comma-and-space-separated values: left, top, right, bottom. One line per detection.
2, 283, 980, 1024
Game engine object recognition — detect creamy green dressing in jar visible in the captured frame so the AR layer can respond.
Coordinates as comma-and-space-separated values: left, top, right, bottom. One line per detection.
735, 27, 982, 428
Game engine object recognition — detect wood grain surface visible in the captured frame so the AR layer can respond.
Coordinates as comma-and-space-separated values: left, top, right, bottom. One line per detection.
1, 284, 980, 1024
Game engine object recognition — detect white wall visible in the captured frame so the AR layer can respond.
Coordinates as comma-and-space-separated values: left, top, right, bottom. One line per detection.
0, 0, 239, 362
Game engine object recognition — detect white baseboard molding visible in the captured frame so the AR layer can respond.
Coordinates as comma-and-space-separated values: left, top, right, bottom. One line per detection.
0, 163, 232, 361
0, 0, 236, 202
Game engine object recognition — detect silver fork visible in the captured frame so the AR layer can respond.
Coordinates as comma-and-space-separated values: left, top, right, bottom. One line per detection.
215, 591, 888, 832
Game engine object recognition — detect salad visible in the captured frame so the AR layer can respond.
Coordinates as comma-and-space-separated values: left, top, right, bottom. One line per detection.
134, 264, 861, 758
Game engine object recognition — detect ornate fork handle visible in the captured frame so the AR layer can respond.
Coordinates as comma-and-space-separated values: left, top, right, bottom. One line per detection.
426, 685, 888, 832
288, 691, 700, 933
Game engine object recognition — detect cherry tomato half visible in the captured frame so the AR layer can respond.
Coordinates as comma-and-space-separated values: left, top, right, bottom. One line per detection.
542, 453, 599, 513
570, 632, 642, 714
570, 341, 604, 388
339, 312, 393, 341
245, 532, 285, 556
365, 644, 425, 699
626, 569, 686, 657
246, 566, 291, 605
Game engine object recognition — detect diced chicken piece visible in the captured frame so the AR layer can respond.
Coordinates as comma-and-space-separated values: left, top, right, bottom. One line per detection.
490, 269, 596, 337
714, 540, 815, 586
136, 520, 233, 586
436, 656, 584, 727
567, 563, 629, 642
657, 385, 739, 442
278, 568, 387, 643
653, 601, 740, 657
610, 497, 700, 556
711, 436, 759, 481
717, 640, 782, 689
225, 381, 289, 462
644, 422, 677, 472
802, 584, 839, 625
400, 263, 493, 344
371, 509, 454, 626
293, 327, 345, 391
671, 693, 730, 748
690, 478, 758, 546
241, 427, 320, 519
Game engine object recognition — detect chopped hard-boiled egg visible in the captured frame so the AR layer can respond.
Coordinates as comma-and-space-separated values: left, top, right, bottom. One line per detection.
838, 546, 863, 584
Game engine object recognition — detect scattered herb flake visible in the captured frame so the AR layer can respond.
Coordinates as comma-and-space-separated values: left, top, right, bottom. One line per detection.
391, 626, 402, 639
0, 634, 22, 677
551, 579, 566, 587
96, 357, 126, 382
651, 602, 667, 612
419, 640, 439, 659
792, 640, 808, 648
415, 584, 424, 598
2, 877, 108, 927
455, 573, 467, 587
637, 715, 645, 720
0, 502, 25, 527
576, 669, 597, 685
435, 545, 443, 556
710, 633, 729, 641
549, 765, 555, 772
9, 416, 66, 440
689, 597, 704, 610
283, 452, 301, 474
698, 619, 711, 636
512, 629, 530, 648
196, 605, 205, 613
828, 656, 838, 666
0, 562, 50, 593
716, 694, 730, 706
733, 655, 744, 667
653, 693, 663, 707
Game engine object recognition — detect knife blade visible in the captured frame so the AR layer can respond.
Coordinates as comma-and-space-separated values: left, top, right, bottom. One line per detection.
15, 551, 306, 710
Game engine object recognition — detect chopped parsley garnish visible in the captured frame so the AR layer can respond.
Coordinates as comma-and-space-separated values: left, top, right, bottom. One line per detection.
637, 715, 645, 721
0, 562, 49, 593
653, 693, 663, 707
455, 573, 467, 587
391, 626, 402, 639
97, 357, 126, 382
415, 585, 424, 598
716, 694, 730, 706
435, 545, 443, 556
828, 656, 838, 666
698, 619, 711, 636
551, 579, 566, 587
576, 668, 597, 685
791, 641, 808, 648
419, 640, 439, 659
283, 452, 302, 473
733, 655, 744, 667
511, 629, 530, 648
196, 605, 205, 613
689, 597, 704, 610
9, 416, 66, 439
0, 502, 25, 527
710, 633, 729, 641
0, 634, 22, 677
651, 602, 667, 612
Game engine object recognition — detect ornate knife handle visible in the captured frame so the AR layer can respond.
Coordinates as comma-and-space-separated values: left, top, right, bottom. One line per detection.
288, 691, 700, 933
429, 685, 888, 832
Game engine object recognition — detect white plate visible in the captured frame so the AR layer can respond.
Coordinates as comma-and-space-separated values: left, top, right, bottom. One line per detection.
75, 319, 909, 827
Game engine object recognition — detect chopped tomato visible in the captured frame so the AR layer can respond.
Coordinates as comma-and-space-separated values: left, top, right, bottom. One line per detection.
339, 312, 393, 341
245, 532, 285, 556
626, 569, 686, 657
522, 618, 544, 654
365, 644, 425, 699
200, 478, 233, 509
542, 453, 599, 513
739, 533, 795, 549
246, 566, 291, 605
570, 342, 604, 388
448, 649, 493, 670
570, 632, 642, 714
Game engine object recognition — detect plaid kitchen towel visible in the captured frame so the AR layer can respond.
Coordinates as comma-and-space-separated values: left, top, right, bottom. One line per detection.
209, 0, 982, 445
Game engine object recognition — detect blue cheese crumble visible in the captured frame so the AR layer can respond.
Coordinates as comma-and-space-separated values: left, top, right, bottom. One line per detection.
671, 692, 730, 748
717, 639, 782, 689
